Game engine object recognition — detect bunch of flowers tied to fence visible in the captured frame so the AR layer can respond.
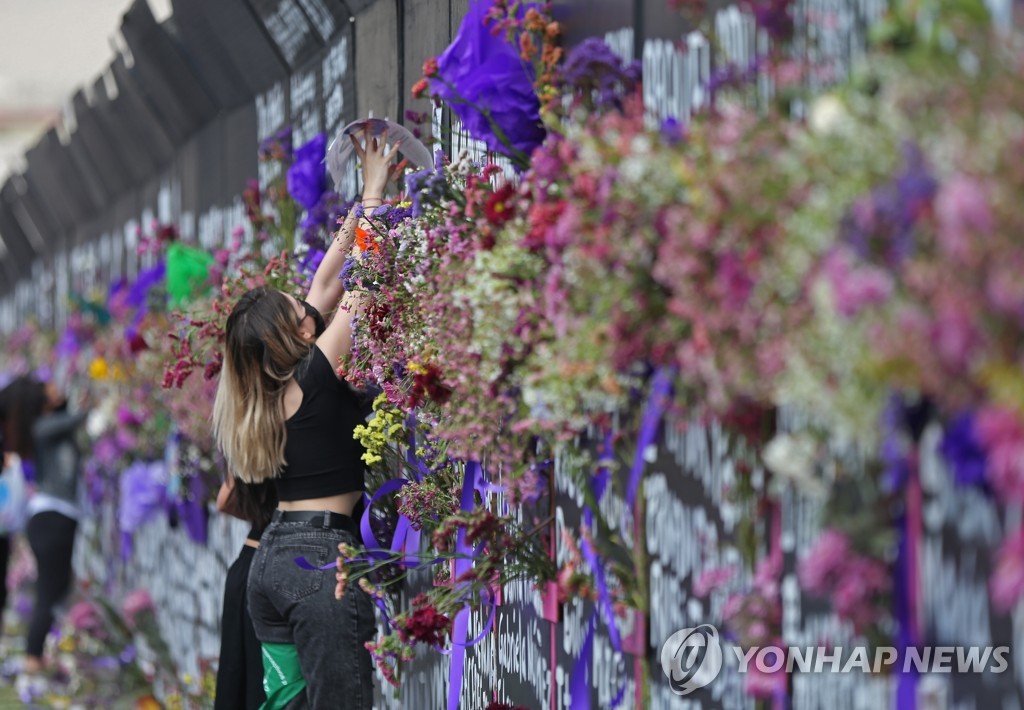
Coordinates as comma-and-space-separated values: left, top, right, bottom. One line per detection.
328, 0, 1024, 700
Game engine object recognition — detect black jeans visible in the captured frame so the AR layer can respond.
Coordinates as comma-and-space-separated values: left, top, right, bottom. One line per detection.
248, 515, 375, 709
26, 511, 77, 658
0, 535, 9, 629
215, 544, 266, 710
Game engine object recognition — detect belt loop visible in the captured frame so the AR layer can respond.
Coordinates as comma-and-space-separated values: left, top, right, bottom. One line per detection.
321, 510, 331, 529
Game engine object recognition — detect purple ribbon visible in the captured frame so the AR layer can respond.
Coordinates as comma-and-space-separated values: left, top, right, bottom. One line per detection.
626, 368, 673, 510
570, 614, 597, 710
294, 453, 496, 708
569, 370, 672, 709
894, 450, 921, 710
447, 460, 480, 710
571, 432, 625, 709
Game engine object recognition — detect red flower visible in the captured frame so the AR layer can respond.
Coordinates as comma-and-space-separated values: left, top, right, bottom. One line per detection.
422, 57, 439, 78
204, 352, 224, 380
406, 363, 453, 408
127, 332, 149, 354
484, 184, 516, 226
399, 594, 451, 646
411, 78, 430, 99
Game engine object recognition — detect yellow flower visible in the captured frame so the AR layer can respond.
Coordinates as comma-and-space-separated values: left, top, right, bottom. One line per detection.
980, 362, 1024, 417
88, 357, 109, 380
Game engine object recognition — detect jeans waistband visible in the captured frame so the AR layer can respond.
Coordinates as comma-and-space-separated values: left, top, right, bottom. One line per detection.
272, 509, 357, 533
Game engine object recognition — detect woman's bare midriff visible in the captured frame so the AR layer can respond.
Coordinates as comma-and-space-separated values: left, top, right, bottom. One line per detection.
278, 491, 362, 517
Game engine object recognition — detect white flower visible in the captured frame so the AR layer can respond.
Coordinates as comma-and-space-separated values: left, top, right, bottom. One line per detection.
762, 433, 824, 496
808, 94, 848, 135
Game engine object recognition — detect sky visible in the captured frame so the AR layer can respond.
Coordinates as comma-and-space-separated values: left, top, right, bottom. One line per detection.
0, 0, 153, 180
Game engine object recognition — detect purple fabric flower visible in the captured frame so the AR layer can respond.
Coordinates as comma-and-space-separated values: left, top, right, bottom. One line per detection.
298, 247, 326, 281
55, 325, 81, 360
118, 460, 167, 536
431, 1, 545, 162
300, 190, 345, 247
170, 475, 208, 545
940, 412, 988, 487
287, 133, 328, 210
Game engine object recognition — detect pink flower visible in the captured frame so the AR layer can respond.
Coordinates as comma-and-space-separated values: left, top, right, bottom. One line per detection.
975, 407, 1024, 503
832, 557, 889, 630
935, 175, 992, 260
992, 528, 1024, 613
722, 593, 744, 620
693, 565, 736, 597
986, 259, 1024, 321
744, 660, 787, 699
715, 252, 755, 309
821, 249, 893, 318
929, 300, 980, 371
800, 530, 889, 632
122, 588, 155, 627
68, 600, 103, 634
798, 529, 849, 593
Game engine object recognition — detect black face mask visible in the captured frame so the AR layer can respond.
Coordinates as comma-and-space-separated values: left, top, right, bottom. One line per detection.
299, 299, 326, 337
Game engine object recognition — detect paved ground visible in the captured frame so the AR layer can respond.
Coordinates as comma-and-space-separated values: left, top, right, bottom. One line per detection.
0, 684, 23, 708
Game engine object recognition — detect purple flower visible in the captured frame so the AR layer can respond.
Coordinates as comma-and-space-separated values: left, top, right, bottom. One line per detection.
298, 247, 326, 281
941, 414, 987, 488
339, 257, 357, 290
300, 190, 345, 246
431, 1, 545, 163
840, 144, 937, 270
746, 0, 795, 41
259, 125, 293, 163
707, 58, 761, 96
660, 117, 685, 145
287, 133, 328, 210
118, 460, 167, 536
560, 38, 641, 109
406, 150, 450, 216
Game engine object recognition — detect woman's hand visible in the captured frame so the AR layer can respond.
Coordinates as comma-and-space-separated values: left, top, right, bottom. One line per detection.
350, 126, 402, 200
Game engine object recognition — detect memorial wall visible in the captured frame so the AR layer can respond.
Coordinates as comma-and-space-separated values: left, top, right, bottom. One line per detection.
4, 0, 1021, 708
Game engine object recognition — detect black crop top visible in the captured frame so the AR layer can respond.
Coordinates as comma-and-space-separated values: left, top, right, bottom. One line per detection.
276, 347, 367, 501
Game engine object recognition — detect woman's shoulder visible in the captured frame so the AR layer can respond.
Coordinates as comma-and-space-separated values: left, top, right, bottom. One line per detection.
295, 346, 342, 388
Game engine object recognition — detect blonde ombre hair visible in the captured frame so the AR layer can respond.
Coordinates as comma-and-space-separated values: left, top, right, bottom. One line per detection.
213, 287, 312, 483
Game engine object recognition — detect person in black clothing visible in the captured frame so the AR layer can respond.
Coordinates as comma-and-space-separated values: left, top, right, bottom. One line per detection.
0, 376, 45, 635
0, 376, 87, 674
26, 381, 87, 674
214, 476, 278, 710
211, 128, 397, 709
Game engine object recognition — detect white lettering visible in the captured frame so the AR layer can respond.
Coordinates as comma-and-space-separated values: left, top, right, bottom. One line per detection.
814, 646, 842, 672
873, 647, 897, 671
841, 647, 871, 673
